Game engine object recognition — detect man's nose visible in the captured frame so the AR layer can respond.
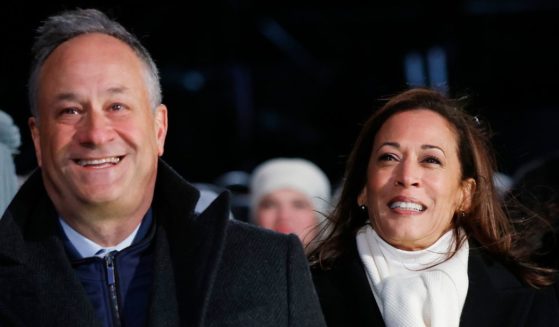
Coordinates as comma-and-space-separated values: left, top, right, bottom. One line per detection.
75, 110, 115, 146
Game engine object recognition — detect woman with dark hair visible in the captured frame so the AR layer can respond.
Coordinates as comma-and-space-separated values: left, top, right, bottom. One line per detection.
310, 88, 559, 327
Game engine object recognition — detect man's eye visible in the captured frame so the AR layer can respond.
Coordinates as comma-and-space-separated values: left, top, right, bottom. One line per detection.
61, 108, 79, 115
110, 103, 124, 111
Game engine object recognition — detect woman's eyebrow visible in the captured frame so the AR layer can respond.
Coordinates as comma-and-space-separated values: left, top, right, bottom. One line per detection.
421, 144, 446, 155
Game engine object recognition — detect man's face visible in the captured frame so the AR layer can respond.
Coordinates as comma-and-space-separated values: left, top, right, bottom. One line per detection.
30, 33, 167, 219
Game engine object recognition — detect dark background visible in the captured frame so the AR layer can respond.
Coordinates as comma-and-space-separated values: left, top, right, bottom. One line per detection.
1, 1, 558, 187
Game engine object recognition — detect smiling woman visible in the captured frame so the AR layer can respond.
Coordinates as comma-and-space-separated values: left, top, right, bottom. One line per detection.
357, 109, 475, 251
310, 88, 559, 327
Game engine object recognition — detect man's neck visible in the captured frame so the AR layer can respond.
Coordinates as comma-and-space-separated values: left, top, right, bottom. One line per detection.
59, 210, 147, 247
59, 217, 143, 258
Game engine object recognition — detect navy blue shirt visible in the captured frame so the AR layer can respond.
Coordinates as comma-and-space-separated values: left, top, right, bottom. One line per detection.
61, 211, 155, 327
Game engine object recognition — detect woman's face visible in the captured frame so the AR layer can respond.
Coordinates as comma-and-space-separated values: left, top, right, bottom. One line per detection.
358, 109, 474, 250
256, 188, 318, 245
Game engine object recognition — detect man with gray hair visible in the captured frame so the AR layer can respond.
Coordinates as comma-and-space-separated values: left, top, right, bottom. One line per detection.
0, 8, 325, 327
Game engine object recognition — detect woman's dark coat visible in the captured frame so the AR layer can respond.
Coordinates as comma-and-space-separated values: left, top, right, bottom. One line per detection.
313, 239, 559, 326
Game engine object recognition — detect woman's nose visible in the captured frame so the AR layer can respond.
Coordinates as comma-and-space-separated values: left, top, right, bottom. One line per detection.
394, 159, 420, 187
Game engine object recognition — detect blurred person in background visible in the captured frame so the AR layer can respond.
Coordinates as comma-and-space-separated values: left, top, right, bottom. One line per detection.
0, 110, 21, 215
251, 158, 331, 248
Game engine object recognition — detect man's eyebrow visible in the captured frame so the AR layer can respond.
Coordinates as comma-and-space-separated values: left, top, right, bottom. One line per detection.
106, 86, 129, 95
54, 92, 80, 102
53, 87, 129, 102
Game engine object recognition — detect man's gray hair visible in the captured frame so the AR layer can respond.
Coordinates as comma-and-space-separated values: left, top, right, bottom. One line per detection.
28, 8, 162, 117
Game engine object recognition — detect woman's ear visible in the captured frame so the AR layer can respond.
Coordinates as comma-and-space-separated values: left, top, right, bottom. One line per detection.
458, 178, 476, 213
357, 187, 367, 207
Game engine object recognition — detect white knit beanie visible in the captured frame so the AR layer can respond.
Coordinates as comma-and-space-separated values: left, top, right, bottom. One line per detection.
250, 158, 331, 222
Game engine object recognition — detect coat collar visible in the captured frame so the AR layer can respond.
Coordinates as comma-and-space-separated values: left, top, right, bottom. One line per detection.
147, 160, 231, 327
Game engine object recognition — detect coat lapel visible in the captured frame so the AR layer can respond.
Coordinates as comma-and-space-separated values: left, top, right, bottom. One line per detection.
314, 239, 385, 326
344, 244, 385, 326
1, 170, 100, 326
27, 232, 101, 325
149, 161, 230, 327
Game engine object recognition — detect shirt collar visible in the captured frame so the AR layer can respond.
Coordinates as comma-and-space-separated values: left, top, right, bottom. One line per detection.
59, 217, 142, 258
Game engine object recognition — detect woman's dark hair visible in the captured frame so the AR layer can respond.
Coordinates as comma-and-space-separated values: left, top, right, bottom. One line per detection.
309, 88, 554, 288
507, 152, 559, 270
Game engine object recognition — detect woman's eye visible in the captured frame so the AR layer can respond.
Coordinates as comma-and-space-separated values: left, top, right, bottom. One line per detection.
379, 153, 397, 161
423, 156, 442, 165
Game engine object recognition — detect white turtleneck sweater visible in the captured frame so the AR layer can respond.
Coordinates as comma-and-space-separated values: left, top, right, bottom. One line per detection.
356, 225, 469, 327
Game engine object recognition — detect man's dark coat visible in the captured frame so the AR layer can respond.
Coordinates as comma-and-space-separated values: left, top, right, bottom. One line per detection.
0, 161, 326, 327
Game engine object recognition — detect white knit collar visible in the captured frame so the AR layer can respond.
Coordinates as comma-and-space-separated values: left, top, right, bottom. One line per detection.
356, 224, 469, 327
372, 226, 458, 272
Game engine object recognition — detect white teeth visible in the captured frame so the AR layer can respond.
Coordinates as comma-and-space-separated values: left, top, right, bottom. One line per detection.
389, 201, 424, 211
77, 157, 121, 166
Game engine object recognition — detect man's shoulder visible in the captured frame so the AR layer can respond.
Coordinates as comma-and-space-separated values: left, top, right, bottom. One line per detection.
225, 218, 296, 248
220, 218, 307, 270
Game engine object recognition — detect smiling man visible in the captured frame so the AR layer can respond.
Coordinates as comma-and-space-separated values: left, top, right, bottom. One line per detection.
0, 8, 325, 327
30, 32, 166, 248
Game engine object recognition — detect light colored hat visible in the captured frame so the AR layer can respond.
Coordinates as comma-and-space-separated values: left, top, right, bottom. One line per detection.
0, 110, 21, 215
0, 110, 20, 153
250, 158, 331, 221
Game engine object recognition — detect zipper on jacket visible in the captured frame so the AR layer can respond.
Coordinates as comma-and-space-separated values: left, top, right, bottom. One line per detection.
105, 251, 122, 327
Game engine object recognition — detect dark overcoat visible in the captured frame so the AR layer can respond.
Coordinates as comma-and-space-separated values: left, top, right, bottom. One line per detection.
313, 239, 559, 326
0, 161, 326, 327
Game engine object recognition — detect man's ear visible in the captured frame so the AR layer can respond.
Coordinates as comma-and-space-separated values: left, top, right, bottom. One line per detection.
29, 116, 42, 167
154, 104, 168, 156
458, 178, 476, 213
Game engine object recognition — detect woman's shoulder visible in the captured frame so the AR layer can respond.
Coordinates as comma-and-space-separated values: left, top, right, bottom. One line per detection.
468, 245, 548, 290
462, 245, 559, 326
